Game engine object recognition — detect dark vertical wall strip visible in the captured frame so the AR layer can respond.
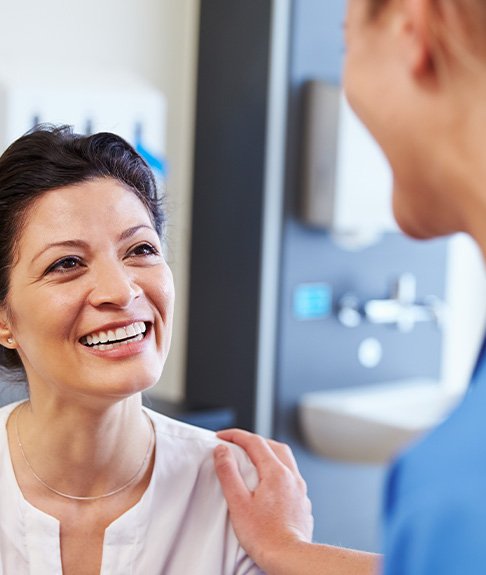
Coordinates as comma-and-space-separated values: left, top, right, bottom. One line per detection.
186, 0, 272, 428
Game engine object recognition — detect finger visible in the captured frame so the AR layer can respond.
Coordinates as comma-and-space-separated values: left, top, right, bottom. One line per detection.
216, 428, 256, 442
213, 444, 251, 508
216, 429, 281, 473
218, 429, 301, 476
267, 439, 300, 475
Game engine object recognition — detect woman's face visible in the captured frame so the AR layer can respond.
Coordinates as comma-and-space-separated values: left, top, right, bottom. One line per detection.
342, 0, 443, 238
2, 178, 174, 403
343, 0, 379, 123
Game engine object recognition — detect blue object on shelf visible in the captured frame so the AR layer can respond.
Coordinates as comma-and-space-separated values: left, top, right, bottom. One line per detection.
134, 122, 167, 179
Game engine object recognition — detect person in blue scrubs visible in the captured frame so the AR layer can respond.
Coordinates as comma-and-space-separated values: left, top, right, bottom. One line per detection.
213, 0, 486, 573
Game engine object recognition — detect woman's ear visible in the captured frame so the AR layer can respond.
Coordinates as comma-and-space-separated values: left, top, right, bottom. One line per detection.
404, 0, 466, 81
0, 311, 15, 349
402, 0, 436, 77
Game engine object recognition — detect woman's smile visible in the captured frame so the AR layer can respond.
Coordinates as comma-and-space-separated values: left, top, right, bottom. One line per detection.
79, 321, 153, 359
80, 320, 148, 347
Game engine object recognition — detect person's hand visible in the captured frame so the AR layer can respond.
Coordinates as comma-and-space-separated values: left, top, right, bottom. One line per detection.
213, 429, 313, 572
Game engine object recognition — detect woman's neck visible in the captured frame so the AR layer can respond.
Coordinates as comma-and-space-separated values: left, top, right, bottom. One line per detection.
416, 76, 486, 259
11, 393, 153, 500
443, 107, 486, 259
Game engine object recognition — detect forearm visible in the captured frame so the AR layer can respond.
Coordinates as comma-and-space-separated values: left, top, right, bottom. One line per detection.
262, 541, 381, 575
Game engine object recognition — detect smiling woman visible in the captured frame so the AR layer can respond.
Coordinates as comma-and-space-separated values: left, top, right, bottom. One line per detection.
0, 126, 262, 575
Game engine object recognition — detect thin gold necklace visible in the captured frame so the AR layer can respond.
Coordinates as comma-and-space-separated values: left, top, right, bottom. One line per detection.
15, 401, 154, 501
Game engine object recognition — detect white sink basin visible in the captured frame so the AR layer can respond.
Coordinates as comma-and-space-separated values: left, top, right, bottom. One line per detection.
299, 378, 462, 464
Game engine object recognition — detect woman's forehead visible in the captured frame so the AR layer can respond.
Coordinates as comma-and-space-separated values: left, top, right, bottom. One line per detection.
17, 180, 155, 251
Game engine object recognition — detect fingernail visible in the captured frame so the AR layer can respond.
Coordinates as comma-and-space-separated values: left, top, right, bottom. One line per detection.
215, 444, 229, 458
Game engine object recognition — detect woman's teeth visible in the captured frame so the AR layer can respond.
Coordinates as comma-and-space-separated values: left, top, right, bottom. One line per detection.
80, 321, 147, 349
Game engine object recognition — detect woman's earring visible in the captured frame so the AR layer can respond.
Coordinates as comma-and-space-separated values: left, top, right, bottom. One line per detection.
7, 337, 13, 344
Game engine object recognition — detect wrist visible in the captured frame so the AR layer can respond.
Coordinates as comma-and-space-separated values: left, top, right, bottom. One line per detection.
259, 538, 312, 575
259, 540, 381, 575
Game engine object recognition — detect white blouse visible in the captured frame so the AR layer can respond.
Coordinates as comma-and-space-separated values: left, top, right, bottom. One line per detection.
0, 401, 264, 574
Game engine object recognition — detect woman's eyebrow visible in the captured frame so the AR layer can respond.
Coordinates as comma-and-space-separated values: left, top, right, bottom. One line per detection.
30, 239, 89, 265
118, 224, 155, 242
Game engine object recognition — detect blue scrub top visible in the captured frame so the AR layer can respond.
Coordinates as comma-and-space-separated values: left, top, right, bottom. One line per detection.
383, 337, 486, 574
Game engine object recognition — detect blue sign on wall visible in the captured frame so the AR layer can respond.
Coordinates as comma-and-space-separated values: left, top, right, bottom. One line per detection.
293, 282, 332, 320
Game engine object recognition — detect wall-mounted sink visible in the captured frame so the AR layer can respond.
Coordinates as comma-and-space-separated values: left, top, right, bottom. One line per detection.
299, 378, 462, 464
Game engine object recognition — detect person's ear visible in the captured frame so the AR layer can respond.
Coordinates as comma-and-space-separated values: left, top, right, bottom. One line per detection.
402, 0, 436, 78
0, 311, 16, 349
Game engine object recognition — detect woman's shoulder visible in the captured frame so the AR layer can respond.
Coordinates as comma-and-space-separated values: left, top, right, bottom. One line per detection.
0, 400, 22, 427
144, 407, 218, 443
145, 407, 258, 490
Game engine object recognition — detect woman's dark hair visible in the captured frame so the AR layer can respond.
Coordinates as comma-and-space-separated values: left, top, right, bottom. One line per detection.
0, 124, 164, 372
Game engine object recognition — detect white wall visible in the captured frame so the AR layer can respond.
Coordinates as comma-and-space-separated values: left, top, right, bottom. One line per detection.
443, 235, 486, 393
0, 0, 200, 400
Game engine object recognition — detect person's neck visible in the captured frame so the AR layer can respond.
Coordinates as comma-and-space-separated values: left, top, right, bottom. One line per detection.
444, 114, 486, 259
15, 393, 152, 499
423, 81, 486, 259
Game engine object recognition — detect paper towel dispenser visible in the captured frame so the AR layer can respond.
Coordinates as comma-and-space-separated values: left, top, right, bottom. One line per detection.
299, 81, 395, 242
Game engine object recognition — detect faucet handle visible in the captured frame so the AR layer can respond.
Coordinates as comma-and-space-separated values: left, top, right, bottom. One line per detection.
394, 273, 416, 305
337, 294, 362, 328
337, 273, 446, 332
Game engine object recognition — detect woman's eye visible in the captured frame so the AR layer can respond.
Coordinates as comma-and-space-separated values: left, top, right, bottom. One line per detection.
46, 256, 83, 274
127, 243, 159, 258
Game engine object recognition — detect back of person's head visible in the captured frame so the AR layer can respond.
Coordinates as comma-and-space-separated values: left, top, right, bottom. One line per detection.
0, 125, 164, 373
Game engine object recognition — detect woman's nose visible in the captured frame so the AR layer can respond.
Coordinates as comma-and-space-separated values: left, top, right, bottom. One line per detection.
87, 262, 142, 308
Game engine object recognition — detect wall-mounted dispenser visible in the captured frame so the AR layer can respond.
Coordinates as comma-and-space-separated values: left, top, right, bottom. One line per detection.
299, 80, 394, 246
0, 66, 166, 180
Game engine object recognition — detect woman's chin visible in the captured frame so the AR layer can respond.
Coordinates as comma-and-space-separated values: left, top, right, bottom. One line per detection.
392, 191, 441, 240
394, 206, 450, 241
395, 217, 431, 240
84, 366, 164, 401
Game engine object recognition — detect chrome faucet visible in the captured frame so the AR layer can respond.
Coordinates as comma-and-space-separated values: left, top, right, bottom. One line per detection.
337, 273, 445, 332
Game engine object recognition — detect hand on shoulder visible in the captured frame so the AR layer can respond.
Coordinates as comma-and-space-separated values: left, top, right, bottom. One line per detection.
214, 429, 381, 575
213, 428, 313, 573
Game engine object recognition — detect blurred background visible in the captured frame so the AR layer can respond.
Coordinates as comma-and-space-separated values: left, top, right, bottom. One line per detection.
1, 0, 485, 554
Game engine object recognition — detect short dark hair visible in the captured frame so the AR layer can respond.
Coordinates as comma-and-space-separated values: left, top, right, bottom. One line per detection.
0, 124, 165, 371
